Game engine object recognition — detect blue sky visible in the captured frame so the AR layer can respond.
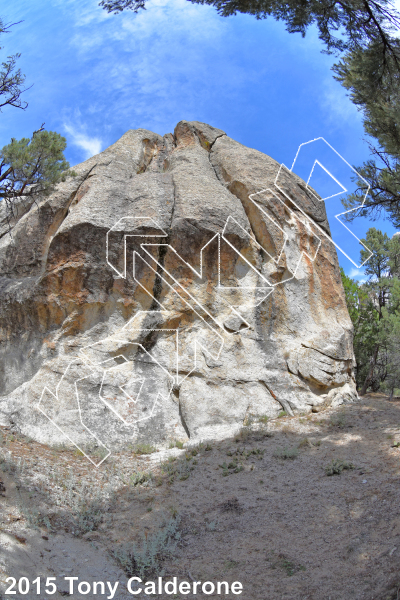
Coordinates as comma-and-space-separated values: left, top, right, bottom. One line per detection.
1, 0, 398, 280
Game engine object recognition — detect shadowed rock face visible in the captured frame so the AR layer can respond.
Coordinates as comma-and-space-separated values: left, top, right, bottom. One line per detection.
0, 121, 356, 453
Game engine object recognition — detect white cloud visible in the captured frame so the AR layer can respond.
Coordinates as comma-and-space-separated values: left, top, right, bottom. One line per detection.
64, 123, 103, 159
348, 267, 367, 282
321, 76, 361, 124
56, 0, 248, 132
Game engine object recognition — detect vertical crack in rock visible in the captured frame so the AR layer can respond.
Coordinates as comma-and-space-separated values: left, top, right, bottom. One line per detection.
66, 164, 98, 213
169, 177, 177, 231
176, 387, 190, 438
261, 380, 294, 416
139, 173, 175, 351
136, 138, 160, 174
147, 175, 175, 312
148, 243, 168, 313
206, 133, 227, 185
208, 143, 266, 259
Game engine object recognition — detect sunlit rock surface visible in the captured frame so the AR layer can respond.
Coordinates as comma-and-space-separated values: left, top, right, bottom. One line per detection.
0, 121, 356, 452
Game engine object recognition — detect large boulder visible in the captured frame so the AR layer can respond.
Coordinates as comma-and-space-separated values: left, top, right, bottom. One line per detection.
0, 121, 356, 459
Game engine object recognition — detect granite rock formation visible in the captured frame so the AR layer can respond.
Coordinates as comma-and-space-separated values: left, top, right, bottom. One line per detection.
0, 121, 357, 460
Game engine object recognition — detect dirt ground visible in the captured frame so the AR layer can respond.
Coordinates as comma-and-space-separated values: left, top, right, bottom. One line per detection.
1, 393, 400, 600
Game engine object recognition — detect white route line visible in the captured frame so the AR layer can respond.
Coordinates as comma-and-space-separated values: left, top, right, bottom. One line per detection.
306, 160, 347, 201
283, 137, 373, 268
38, 136, 374, 466
38, 360, 111, 468
132, 251, 226, 384
106, 216, 168, 278
87, 342, 174, 426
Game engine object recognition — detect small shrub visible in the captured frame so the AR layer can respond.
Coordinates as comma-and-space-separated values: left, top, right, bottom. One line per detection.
329, 412, 347, 428
169, 505, 179, 518
273, 446, 298, 460
234, 427, 252, 443
325, 459, 354, 476
133, 444, 156, 455
206, 519, 218, 531
129, 472, 153, 487
205, 443, 212, 451
278, 410, 287, 418
298, 437, 311, 448
272, 554, 306, 576
258, 415, 269, 424
219, 497, 242, 512
52, 443, 70, 453
161, 456, 193, 483
228, 447, 264, 460
244, 413, 256, 427
253, 430, 274, 441
219, 460, 244, 476
92, 446, 109, 461
74, 501, 103, 534
113, 516, 181, 578
169, 440, 184, 450
0, 453, 18, 474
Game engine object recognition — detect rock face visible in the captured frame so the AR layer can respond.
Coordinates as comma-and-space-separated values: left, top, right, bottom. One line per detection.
0, 121, 356, 459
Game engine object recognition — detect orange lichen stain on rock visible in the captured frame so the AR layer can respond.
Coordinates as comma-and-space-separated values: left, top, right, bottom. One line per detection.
36, 304, 51, 332
119, 299, 140, 322
314, 239, 345, 312
219, 249, 238, 283
36, 300, 65, 329
43, 337, 56, 350
270, 284, 290, 331
321, 273, 342, 311
113, 279, 127, 294
173, 122, 197, 150
206, 279, 217, 296
47, 250, 87, 272
237, 243, 258, 267
164, 313, 186, 329
47, 303, 65, 327
45, 269, 89, 307
44, 251, 89, 304
61, 312, 87, 337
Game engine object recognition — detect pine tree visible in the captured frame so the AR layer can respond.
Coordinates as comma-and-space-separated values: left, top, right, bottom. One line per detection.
0, 21, 70, 216
379, 277, 400, 398
341, 228, 400, 395
334, 38, 400, 227
0, 128, 70, 206
0, 19, 29, 112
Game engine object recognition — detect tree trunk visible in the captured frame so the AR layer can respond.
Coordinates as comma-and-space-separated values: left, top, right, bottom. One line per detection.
360, 344, 380, 396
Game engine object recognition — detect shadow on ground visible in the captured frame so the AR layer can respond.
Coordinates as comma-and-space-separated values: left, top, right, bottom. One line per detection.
1, 394, 400, 600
